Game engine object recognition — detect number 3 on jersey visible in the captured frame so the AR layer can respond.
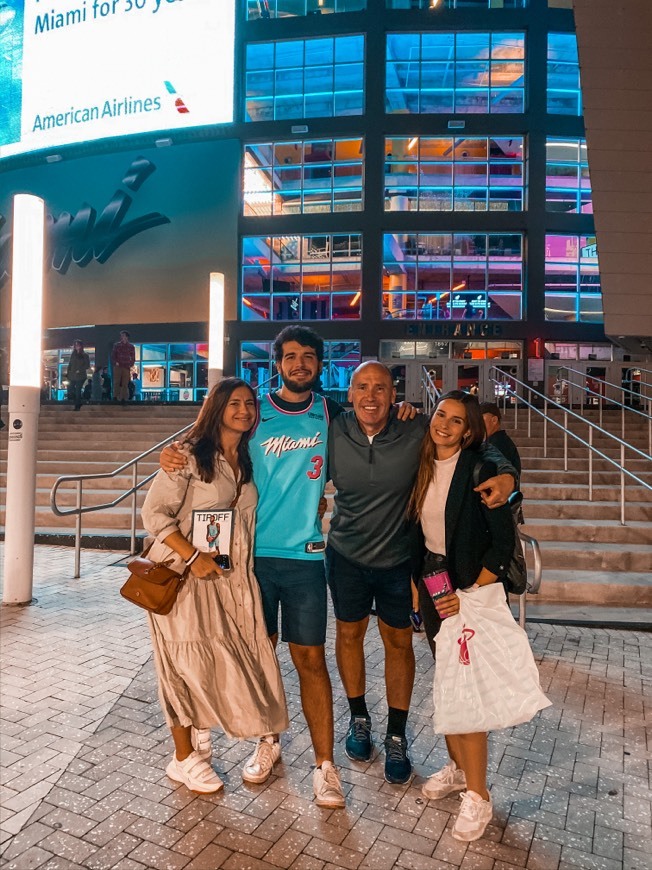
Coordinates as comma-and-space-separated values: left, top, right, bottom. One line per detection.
307, 456, 323, 480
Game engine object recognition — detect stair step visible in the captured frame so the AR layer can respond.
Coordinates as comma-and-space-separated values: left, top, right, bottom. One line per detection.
521, 469, 652, 484
522, 483, 651, 501
526, 569, 652, 606
0, 474, 152, 490
528, 541, 651, 573
522, 499, 652, 522
24, 488, 151, 508
0, 508, 147, 531
521, 518, 651, 544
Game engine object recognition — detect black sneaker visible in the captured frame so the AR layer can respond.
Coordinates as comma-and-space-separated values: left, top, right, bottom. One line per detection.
384, 734, 412, 784
345, 715, 372, 762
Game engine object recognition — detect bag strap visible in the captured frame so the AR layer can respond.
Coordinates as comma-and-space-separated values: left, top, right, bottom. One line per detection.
139, 540, 155, 559
229, 474, 243, 509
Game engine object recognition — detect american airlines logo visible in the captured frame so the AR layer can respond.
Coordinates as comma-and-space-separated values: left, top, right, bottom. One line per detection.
260, 433, 323, 458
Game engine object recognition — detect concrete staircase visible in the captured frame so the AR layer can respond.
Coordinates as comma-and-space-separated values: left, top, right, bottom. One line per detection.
1, 403, 650, 614
503, 407, 652, 608
0, 404, 198, 547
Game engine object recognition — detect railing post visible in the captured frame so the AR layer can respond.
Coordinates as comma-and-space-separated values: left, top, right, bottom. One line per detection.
519, 592, 526, 629
527, 389, 531, 438
543, 399, 548, 457
588, 426, 593, 502
621, 399, 625, 442
131, 461, 138, 555
563, 410, 568, 472
599, 389, 603, 429
74, 479, 82, 579
620, 442, 625, 526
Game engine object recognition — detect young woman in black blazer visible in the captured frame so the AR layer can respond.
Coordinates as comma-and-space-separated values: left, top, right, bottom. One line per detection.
408, 391, 515, 842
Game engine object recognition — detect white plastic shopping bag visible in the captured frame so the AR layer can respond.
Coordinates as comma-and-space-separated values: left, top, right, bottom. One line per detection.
433, 584, 551, 734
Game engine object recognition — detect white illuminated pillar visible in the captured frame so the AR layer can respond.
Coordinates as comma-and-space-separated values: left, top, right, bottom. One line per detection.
3, 195, 45, 605
208, 272, 225, 392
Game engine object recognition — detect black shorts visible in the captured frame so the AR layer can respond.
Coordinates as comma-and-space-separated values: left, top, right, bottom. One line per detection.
325, 545, 412, 630
254, 556, 327, 647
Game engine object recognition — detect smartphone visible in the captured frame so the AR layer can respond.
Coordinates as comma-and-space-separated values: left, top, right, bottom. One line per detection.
305, 541, 326, 553
214, 554, 231, 570
422, 569, 454, 618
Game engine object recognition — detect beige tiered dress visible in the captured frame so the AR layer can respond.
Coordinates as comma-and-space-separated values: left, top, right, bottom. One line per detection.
141, 452, 289, 738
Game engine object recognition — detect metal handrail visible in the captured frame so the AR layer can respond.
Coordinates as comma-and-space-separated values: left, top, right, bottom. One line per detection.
420, 366, 441, 415
562, 366, 651, 408
618, 365, 652, 397
559, 366, 652, 454
489, 367, 652, 525
517, 530, 543, 628
50, 422, 193, 578
253, 371, 280, 397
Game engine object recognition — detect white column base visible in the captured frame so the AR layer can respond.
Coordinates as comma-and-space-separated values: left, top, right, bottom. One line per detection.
2, 385, 40, 605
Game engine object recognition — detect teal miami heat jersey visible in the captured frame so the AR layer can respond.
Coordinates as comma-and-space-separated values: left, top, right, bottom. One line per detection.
250, 392, 329, 560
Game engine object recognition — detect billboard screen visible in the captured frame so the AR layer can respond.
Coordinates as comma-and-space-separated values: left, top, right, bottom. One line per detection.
0, 0, 235, 159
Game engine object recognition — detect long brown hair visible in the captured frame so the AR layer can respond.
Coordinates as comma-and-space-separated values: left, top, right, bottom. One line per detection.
185, 377, 256, 484
407, 391, 485, 519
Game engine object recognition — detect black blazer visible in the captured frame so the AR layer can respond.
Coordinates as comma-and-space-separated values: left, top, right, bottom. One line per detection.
411, 448, 515, 591
411, 448, 516, 656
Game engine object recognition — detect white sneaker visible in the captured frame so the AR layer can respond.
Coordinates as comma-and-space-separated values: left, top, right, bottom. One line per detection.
165, 751, 224, 794
191, 727, 212, 761
422, 759, 467, 800
452, 790, 493, 842
313, 761, 345, 808
242, 737, 281, 784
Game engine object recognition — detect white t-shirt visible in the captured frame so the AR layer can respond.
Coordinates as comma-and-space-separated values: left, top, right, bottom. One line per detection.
421, 450, 461, 556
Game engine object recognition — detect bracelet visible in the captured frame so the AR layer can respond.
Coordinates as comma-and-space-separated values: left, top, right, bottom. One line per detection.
185, 549, 200, 567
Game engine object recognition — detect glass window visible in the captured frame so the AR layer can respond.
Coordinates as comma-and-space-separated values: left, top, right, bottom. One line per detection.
244, 138, 363, 216
379, 340, 416, 359
382, 232, 522, 320
545, 234, 602, 322
43, 346, 96, 402
546, 138, 592, 214
386, 32, 525, 114
169, 344, 195, 361
547, 33, 581, 115
247, 0, 366, 20
246, 35, 364, 121
242, 234, 362, 321
141, 344, 167, 361
385, 136, 524, 212
239, 340, 361, 400
43, 343, 211, 402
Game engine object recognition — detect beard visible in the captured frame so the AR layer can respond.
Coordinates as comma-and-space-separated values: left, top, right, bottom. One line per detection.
281, 374, 320, 394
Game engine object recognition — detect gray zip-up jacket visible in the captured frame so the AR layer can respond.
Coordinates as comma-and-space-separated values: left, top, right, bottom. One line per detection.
327, 410, 516, 569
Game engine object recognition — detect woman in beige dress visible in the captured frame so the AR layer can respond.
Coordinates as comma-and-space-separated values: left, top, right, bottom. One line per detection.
141, 377, 289, 794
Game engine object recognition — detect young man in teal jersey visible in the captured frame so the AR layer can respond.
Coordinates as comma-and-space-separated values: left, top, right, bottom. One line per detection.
162, 326, 346, 807
244, 326, 346, 807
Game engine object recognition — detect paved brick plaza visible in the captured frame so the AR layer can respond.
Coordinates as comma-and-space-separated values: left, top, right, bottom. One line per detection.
1, 545, 650, 870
